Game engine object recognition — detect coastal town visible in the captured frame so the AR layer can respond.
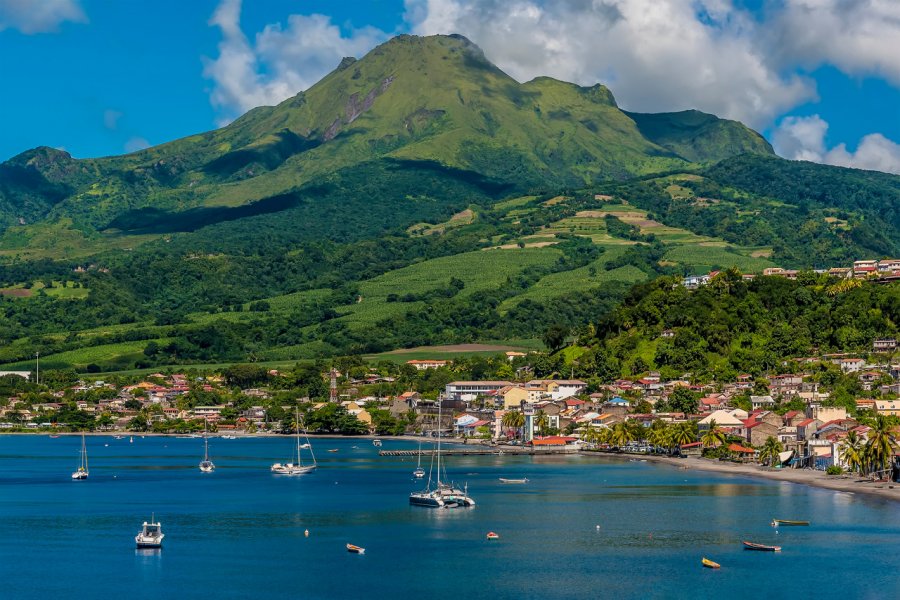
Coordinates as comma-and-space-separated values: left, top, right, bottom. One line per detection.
2, 327, 899, 489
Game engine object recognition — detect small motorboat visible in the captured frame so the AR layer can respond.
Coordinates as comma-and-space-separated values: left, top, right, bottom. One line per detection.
135, 516, 164, 549
702, 557, 720, 569
499, 478, 529, 484
346, 544, 365, 554
743, 541, 781, 552
49, 434, 60, 439
372, 439, 382, 447
486, 532, 500, 540
413, 467, 426, 479
771, 519, 810, 527
328, 449, 339, 453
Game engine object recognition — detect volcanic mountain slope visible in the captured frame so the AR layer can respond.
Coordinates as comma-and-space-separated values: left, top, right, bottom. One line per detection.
0, 34, 772, 238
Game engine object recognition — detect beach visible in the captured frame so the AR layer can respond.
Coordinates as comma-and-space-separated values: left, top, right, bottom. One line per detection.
604, 452, 900, 502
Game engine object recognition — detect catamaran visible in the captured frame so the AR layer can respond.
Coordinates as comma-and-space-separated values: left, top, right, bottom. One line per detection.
199, 420, 215, 473
271, 408, 317, 475
409, 401, 474, 508
71, 432, 89, 480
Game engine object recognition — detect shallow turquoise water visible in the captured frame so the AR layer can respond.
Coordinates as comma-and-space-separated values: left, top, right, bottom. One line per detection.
1, 435, 898, 599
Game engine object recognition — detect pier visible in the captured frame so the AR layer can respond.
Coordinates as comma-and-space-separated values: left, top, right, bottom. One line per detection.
378, 448, 575, 456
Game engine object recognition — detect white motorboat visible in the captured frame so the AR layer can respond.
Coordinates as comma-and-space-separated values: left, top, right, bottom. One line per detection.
135, 516, 164, 548
71, 432, 89, 480
271, 408, 317, 475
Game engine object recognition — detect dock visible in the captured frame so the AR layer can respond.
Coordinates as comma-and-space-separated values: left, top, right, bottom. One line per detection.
379, 448, 575, 456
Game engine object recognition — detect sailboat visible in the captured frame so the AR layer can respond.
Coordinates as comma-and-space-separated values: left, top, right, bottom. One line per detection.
271, 408, 317, 475
413, 439, 425, 478
199, 420, 215, 472
71, 432, 89, 480
409, 401, 474, 508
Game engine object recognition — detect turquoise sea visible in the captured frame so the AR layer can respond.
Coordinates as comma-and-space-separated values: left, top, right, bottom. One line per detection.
2, 435, 899, 599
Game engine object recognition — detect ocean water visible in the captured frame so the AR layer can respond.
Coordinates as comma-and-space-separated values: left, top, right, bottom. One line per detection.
1, 435, 898, 600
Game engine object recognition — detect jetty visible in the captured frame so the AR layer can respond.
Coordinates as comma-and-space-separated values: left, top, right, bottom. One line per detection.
379, 448, 573, 457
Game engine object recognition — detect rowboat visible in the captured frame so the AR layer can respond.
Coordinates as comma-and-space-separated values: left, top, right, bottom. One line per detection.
486, 532, 499, 540
346, 544, 365, 554
499, 478, 529, 484
743, 541, 781, 552
701, 557, 720, 569
771, 519, 809, 527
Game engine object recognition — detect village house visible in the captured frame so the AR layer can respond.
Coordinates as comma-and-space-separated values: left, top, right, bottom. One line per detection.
833, 357, 865, 373
750, 395, 776, 410
872, 338, 898, 353
875, 399, 900, 416
768, 374, 803, 397
858, 371, 883, 390
445, 381, 513, 403
405, 359, 449, 370
495, 385, 529, 409
744, 418, 780, 446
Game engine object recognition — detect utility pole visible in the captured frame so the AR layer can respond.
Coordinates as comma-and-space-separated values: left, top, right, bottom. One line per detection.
35, 351, 39, 385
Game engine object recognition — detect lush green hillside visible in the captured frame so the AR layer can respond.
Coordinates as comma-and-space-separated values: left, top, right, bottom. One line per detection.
0, 34, 897, 374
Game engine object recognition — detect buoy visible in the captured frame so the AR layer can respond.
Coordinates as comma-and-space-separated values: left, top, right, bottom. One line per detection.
304, 529, 309, 537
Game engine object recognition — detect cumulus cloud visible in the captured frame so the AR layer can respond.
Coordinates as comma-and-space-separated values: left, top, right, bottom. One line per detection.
124, 136, 150, 153
0, 0, 86, 34
403, 0, 817, 128
203, 0, 388, 123
772, 115, 900, 175
772, 0, 900, 87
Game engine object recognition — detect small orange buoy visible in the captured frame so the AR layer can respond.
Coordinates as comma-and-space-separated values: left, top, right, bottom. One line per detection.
486, 532, 499, 540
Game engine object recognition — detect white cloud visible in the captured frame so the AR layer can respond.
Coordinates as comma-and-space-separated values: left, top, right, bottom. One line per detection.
772, 115, 900, 175
203, 0, 388, 123
124, 137, 150, 153
403, 0, 817, 128
0, 0, 86, 34
103, 109, 122, 131
772, 0, 900, 87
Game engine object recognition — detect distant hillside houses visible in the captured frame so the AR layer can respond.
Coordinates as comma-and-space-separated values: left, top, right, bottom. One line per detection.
682, 257, 900, 289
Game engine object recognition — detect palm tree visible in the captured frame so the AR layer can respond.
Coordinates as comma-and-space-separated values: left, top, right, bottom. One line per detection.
839, 430, 864, 475
535, 410, 549, 438
758, 436, 784, 467
672, 422, 697, 447
610, 422, 633, 447
700, 419, 726, 448
502, 410, 525, 441
647, 420, 672, 452
864, 414, 897, 479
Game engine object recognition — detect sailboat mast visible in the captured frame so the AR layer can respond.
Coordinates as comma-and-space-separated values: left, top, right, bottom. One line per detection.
436, 399, 442, 485
295, 407, 302, 466
82, 432, 88, 472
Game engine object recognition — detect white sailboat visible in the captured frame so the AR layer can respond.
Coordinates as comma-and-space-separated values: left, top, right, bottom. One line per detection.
409, 401, 474, 508
271, 408, 317, 475
199, 420, 215, 472
71, 432, 89, 480
413, 438, 425, 478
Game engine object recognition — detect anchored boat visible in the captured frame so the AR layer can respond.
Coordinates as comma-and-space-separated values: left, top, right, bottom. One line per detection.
71, 432, 89, 480
743, 541, 781, 551
135, 515, 164, 549
771, 519, 809, 527
702, 557, 720, 569
271, 408, 317, 475
346, 544, 365, 554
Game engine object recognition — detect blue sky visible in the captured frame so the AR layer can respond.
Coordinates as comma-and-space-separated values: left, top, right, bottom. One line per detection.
1, 0, 899, 173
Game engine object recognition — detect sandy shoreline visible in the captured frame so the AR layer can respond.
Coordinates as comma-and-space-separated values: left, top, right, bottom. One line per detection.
591, 452, 900, 503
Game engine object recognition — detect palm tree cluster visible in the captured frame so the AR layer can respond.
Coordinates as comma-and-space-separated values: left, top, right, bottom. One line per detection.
501, 410, 525, 440
581, 419, 697, 453
839, 415, 898, 478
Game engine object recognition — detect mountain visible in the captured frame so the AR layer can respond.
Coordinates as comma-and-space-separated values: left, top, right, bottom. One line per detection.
0, 34, 897, 374
0, 34, 771, 236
